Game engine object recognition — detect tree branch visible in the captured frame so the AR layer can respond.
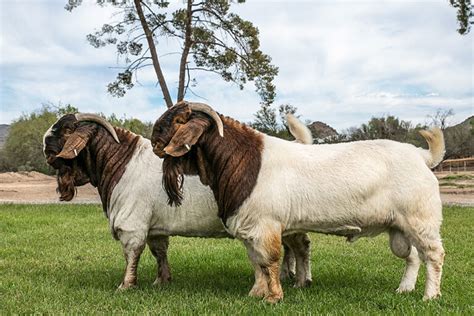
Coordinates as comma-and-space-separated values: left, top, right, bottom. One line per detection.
133, 0, 173, 107
188, 67, 226, 76
140, 1, 182, 39
183, 63, 192, 97
192, 7, 248, 53
186, 86, 208, 101
177, 0, 194, 102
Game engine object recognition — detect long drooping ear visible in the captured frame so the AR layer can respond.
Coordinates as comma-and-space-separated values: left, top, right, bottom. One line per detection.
56, 125, 96, 159
164, 118, 211, 157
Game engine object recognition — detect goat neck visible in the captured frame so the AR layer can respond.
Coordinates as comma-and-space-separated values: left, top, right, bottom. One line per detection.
192, 116, 264, 222
83, 127, 140, 215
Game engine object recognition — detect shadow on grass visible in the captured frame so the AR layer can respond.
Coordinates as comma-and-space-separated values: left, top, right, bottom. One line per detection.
47, 256, 411, 302
51, 261, 249, 297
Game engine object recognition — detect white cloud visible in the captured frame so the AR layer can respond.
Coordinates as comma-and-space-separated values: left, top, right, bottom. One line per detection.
0, 0, 472, 132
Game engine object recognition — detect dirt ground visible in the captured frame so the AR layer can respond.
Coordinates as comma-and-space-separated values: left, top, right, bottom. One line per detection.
0, 171, 473, 206
0, 172, 100, 204
435, 171, 474, 206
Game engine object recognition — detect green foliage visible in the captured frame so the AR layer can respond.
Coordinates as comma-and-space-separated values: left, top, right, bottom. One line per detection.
0, 104, 76, 174
105, 113, 154, 139
348, 116, 415, 142
323, 111, 472, 159
68, 0, 278, 105
278, 103, 297, 129
440, 174, 474, 181
444, 116, 473, 158
0, 104, 153, 174
252, 103, 278, 134
333, 115, 427, 149
449, 0, 473, 35
0, 204, 472, 313
252, 103, 298, 140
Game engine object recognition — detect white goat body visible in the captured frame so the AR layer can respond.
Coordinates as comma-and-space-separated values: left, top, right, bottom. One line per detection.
151, 102, 445, 303
109, 138, 226, 238
111, 134, 311, 287
43, 113, 313, 289
227, 135, 443, 239
224, 128, 445, 302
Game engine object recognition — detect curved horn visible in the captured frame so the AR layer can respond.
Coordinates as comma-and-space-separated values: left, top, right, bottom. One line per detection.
187, 102, 224, 137
75, 113, 120, 143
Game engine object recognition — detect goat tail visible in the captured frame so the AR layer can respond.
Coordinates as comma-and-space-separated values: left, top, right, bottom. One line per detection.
286, 114, 313, 145
419, 127, 445, 168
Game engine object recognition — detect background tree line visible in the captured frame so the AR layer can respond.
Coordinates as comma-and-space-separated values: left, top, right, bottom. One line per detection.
0, 104, 153, 175
1, 0, 471, 176
0, 103, 471, 175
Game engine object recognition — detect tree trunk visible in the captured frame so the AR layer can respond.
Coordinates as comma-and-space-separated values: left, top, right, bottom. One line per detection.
177, 0, 193, 103
133, 0, 173, 108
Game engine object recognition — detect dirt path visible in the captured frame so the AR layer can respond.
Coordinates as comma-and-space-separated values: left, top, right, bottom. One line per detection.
436, 171, 474, 207
0, 172, 100, 204
1, 171, 473, 207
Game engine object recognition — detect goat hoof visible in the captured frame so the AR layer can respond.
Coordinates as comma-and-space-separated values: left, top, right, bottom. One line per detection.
153, 276, 171, 286
423, 292, 441, 301
249, 286, 267, 298
294, 279, 313, 288
264, 293, 283, 304
396, 284, 415, 293
116, 282, 137, 292
280, 270, 295, 281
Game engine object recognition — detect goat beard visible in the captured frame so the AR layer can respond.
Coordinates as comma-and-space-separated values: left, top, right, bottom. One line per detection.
163, 156, 184, 207
56, 164, 77, 201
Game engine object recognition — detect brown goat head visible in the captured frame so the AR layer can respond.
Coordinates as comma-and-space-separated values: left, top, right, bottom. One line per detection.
152, 101, 263, 221
43, 113, 119, 201
151, 101, 223, 158
151, 101, 224, 206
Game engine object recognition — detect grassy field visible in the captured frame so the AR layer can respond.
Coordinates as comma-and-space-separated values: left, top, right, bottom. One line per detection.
1, 204, 473, 314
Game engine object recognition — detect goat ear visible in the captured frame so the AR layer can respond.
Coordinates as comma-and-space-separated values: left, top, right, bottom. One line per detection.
164, 118, 210, 157
56, 125, 95, 160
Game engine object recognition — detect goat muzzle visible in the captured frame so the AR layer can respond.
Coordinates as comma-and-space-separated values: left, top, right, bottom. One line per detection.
153, 144, 167, 158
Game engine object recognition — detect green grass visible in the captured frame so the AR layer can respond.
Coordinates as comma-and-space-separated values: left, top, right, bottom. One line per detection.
439, 182, 474, 189
1, 204, 473, 314
439, 174, 474, 181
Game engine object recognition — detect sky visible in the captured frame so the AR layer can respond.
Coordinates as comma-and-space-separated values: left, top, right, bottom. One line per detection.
0, 0, 472, 131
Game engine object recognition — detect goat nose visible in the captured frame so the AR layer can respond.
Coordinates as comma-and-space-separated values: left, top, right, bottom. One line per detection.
151, 141, 160, 151
152, 143, 166, 158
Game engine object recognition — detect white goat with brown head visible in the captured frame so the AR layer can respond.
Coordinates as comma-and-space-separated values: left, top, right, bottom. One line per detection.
151, 101, 445, 303
43, 113, 313, 290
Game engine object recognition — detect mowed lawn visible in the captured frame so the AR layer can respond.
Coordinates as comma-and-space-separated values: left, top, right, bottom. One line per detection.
1, 204, 473, 314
